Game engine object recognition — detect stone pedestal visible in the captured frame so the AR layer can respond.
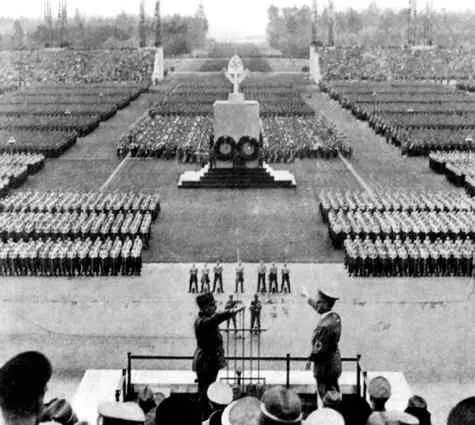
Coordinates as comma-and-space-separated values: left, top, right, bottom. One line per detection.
309, 45, 321, 83
213, 99, 260, 141
152, 46, 164, 83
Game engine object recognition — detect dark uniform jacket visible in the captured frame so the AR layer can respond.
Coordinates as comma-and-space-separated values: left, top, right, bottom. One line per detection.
192, 311, 234, 374
309, 303, 342, 382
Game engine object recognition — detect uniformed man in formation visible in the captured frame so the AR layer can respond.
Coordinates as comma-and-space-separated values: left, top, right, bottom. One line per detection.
257, 260, 267, 293
189, 263, 199, 293
281, 263, 291, 293
249, 294, 262, 333
234, 261, 244, 293
212, 260, 224, 293
200, 263, 211, 293
268, 263, 278, 293
0, 236, 144, 277
224, 294, 242, 330
344, 236, 473, 277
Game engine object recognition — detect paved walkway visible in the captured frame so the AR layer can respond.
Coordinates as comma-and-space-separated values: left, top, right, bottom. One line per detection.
1, 263, 473, 383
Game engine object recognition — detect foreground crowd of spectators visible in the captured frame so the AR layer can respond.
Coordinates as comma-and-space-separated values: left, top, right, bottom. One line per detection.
2, 351, 474, 425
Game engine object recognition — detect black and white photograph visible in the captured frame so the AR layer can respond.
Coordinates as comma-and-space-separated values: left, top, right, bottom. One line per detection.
0, 0, 474, 424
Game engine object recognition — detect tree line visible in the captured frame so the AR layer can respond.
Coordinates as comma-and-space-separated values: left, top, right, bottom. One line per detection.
0, 8, 208, 56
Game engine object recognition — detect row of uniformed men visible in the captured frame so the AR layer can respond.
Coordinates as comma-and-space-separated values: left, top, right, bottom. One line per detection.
0, 236, 143, 277
319, 191, 474, 222
328, 210, 474, 248
189, 261, 292, 294
343, 236, 473, 277
0, 211, 152, 247
0, 191, 160, 221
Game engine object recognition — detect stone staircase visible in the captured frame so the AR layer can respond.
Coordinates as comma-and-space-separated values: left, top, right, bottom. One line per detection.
178, 164, 296, 188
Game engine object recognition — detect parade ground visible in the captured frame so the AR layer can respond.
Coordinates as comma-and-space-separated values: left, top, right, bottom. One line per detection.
2, 77, 474, 425
1, 263, 474, 425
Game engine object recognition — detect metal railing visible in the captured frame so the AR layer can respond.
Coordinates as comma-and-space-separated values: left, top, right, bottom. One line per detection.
123, 352, 365, 401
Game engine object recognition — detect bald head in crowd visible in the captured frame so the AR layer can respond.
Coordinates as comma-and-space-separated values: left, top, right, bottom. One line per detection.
447, 397, 475, 425
0, 351, 52, 425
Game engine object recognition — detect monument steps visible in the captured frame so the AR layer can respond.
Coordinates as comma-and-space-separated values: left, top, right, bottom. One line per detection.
179, 167, 296, 188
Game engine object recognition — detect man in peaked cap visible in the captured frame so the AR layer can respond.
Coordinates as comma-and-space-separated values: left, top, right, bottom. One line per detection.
259, 386, 302, 425
97, 401, 145, 425
305, 408, 345, 425
192, 293, 244, 418
206, 382, 233, 425
301, 286, 342, 404
0, 351, 52, 425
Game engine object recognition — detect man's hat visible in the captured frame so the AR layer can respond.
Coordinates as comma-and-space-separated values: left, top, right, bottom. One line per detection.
0, 351, 52, 403
196, 292, 215, 309
260, 386, 302, 424
98, 402, 145, 424
317, 288, 339, 302
368, 376, 391, 399
207, 381, 233, 406
221, 397, 261, 425
304, 408, 345, 425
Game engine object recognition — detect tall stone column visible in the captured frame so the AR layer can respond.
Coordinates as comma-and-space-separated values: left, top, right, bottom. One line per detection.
152, 46, 164, 83
309, 44, 321, 84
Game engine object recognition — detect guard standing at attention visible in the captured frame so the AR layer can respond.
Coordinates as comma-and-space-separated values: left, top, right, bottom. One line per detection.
235, 261, 244, 293
281, 263, 291, 293
257, 260, 266, 293
189, 264, 199, 293
212, 260, 224, 293
269, 263, 278, 293
250, 294, 262, 333
201, 263, 211, 293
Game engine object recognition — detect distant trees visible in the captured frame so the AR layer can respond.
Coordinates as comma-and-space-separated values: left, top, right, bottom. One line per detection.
266, 4, 475, 57
0, 7, 208, 55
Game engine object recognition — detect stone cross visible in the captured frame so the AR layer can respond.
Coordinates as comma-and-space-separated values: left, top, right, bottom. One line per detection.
225, 54, 249, 94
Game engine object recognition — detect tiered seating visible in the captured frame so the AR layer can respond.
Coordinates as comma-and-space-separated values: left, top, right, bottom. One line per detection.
0, 191, 160, 277
319, 190, 474, 277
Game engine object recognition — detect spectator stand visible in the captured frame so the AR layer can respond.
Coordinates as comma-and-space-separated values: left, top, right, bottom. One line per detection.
71, 353, 413, 425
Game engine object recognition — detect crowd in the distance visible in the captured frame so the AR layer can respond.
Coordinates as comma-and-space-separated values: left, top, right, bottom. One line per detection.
319, 47, 475, 81
0, 49, 155, 87
1, 351, 474, 425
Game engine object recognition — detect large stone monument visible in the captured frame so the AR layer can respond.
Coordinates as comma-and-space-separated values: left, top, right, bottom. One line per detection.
178, 55, 296, 188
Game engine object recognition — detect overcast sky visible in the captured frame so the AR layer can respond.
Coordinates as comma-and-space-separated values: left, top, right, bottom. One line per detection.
1, 0, 474, 39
